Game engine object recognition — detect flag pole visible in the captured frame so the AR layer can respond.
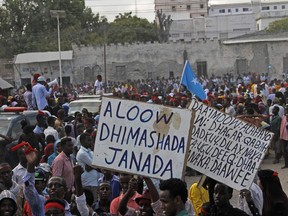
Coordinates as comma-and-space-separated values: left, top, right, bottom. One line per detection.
178, 60, 188, 92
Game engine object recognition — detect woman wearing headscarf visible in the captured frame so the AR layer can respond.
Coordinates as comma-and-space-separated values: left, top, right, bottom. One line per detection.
258, 169, 288, 216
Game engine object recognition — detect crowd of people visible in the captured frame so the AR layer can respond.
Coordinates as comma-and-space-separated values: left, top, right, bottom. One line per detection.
0, 72, 288, 215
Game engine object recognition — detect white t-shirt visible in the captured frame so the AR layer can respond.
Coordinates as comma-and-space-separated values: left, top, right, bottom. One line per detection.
94, 80, 103, 91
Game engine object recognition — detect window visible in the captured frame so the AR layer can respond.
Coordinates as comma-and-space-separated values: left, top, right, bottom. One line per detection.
200, 14, 205, 17
228, 9, 231, 12
219, 9, 225, 13
235, 8, 239, 12
196, 61, 207, 77
282, 5, 285, 9
200, 4, 204, 9
187, 5, 191, 10
184, 33, 192, 37
172, 6, 176, 11
116, 65, 126, 74
169, 71, 174, 78
243, 8, 249, 11
262, 6, 270, 10
171, 33, 180, 38
274, 6, 277, 9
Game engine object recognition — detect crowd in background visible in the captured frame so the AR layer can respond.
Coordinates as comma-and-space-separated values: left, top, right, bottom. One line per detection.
0, 72, 288, 215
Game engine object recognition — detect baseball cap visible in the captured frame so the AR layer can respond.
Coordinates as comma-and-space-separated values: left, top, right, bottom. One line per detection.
37, 76, 46, 82
35, 168, 46, 181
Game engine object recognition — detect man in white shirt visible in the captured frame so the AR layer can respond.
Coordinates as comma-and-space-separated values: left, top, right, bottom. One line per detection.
12, 149, 27, 186
94, 75, 103, 95
44, 116, 59, 141
76, 133, 102, 203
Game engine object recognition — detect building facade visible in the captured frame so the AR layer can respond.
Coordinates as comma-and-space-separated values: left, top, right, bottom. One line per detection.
14, 51, 73, 87
168, 0, 288, 42
155, 0, 209, 20
0, 59, 14, 85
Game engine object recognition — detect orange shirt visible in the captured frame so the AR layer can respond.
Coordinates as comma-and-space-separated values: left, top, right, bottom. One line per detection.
110, 192, 141, 215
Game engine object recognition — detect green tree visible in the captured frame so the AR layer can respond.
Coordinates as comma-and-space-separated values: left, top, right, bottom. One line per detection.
0, 0, 106, 57
106, 12, 158, 44
266, 18, 288, 33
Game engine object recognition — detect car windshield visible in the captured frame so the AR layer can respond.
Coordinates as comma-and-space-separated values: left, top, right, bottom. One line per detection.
0, 119, 10, 137
69, 101, 102, 115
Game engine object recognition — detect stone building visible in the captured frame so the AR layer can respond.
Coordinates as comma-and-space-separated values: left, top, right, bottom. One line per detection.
71, 32, 288, 84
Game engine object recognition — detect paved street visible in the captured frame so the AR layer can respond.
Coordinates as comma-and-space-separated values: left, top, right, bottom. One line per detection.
184, 151, 288, 206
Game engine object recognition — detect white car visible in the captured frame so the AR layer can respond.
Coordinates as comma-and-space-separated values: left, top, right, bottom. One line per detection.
68, 98, 102, 116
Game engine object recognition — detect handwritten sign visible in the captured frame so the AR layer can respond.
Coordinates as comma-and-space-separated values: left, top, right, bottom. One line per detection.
92, 97, 194, 179
188, 99, 273, 190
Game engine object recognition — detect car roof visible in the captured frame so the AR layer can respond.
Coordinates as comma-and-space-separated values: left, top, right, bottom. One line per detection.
69, 99, 102, 103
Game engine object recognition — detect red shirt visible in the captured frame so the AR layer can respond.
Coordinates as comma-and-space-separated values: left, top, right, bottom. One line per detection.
110, 192, 141, 215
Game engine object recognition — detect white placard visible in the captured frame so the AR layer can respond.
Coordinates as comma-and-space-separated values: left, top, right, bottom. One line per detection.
188, 99, 273, 190
92, 97, 193, 180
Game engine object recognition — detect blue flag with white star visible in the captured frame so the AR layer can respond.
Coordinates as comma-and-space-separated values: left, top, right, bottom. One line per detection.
181, 60, 206, 100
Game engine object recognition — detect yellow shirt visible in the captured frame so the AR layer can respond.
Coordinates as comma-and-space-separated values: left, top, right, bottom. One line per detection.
189, 183, 209, 216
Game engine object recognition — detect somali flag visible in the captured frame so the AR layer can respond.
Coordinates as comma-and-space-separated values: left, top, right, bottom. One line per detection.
181, 60, 206, 100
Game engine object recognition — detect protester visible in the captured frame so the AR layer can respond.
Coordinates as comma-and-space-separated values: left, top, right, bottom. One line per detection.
12, 149, 27, 186
279, 113, 288, 169
270, 106, 282, 164
51, 137, 74, 202
0, 190, 18, 216
44, 116, 59, 141
257, 169, 288, 216
98, 169, 121, 202
23, 84, 33, 110
73, 165, 100, 216
0, 163, 24, 216
94, 75, 104, 95
32, 76, 53, 110
76, 133, 101, 203
23, 143, 71, 215
47, 140, 61, 166
119, 177, 161, 216
189, 179, 209, 216
44, 198, 66, 216
159, 178, 188, 216
238, 181, 263, 216
110, 174, 140, 216
211, 182, 249, 216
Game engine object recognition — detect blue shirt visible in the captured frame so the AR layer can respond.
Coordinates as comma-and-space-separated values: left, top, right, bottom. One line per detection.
32, 83, 52, 110
98, 175, 121, 201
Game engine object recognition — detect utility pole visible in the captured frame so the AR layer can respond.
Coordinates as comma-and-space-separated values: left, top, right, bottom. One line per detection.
50, 10, 66, 86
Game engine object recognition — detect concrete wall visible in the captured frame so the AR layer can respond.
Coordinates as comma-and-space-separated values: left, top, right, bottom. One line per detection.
72, 39, 288, 83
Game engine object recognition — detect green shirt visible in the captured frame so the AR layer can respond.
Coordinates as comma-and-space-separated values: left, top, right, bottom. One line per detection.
176, 209, 188, 216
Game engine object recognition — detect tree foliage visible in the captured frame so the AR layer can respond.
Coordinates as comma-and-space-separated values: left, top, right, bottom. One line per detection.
266, 18, 288, 33
0, 1, 159, 58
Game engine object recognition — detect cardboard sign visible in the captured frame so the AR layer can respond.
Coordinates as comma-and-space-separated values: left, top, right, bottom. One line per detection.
188, 99, 273, 190
92, 97, 194, 179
